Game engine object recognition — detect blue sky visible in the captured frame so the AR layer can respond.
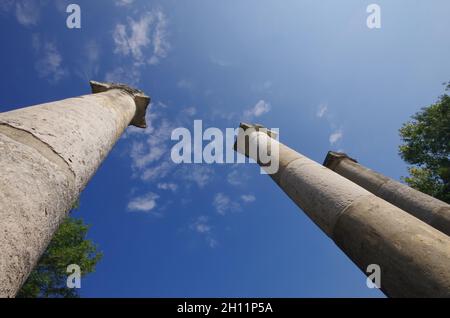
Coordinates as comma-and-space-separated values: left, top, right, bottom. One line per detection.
1, 0, 449, 297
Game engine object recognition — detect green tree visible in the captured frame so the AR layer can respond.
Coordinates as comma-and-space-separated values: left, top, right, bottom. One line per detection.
17, 215, 102, 298
399, 82, 450, 203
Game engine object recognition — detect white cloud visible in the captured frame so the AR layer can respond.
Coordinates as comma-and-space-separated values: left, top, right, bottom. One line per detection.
192, 216, 211, 234
113, 18, 151, 63
315, 104, 345, 147
157, 182, 178, 192
181, 166, 213, 188
329, 129, 343, 145
227, 169, 242, 186
316, 104, 328, 118
213, 193, 241, 215
226, 167, 250, 187
130, 140, 166, 169
113, 9, 169, 66
127, 192, 159, 213
141, 161, 173, 181
190, 216, 218, 248
206, 237, 218, 248
244, 100, 271, 120
129, 116, 175, 172
115, 0, 134, 6
32, 35, 67, 83
1, 0, 47, 27
105, 65, 141, 86
241, 194, 256, 203
126, 103, 212, 210
127, 104, 199, 186
183, 107, 197, 116
15, 0, 40, 26
150, 9, 169, 64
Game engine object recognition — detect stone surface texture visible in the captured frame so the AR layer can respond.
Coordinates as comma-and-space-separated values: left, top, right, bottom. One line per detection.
0, 82, 150, 297
324, 152, 450, 237
235, 123, 450, 297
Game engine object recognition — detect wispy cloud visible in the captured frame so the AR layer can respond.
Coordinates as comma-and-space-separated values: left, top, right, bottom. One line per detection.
240, 194, 256, 203
108, 8, 169, 85
32, 34, 67, 83
209, 99, 271, 125
183, 107, 197, 116
113, 17, 152, 63
227, 167, 250, 186
213, 193, 241, 215
243, 100, 271, 120
129, 117, 173, 168
227, 169, 242, 186
105, 66, 141, 86
180, 166, 213, 188
149, 9, 169, 65
113, 8, 169, 66
157, 182, 178, 192
15, 0, 40, 26
128, 107, 179, 180
127, 192, 159, 213
141, 161, 173, 181
126, 102, 209, 189
115, 0, 134, 6
329, 129, 343, 145
2, 1, 71, 26
190, 216, 218, 248
316, 103, 344, 147
192, 217, 211, 233
316, 104, 328, 118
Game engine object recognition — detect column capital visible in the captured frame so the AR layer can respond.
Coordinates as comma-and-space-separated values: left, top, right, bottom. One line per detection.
233, 122, 278, 155
323, 151, 357, 170
238, 122, 278, 138
90, 80, 151, 128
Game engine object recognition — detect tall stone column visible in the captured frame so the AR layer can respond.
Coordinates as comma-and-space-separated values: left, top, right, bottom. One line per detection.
234, 123, 450, 297
0, 81, 150, 297
323, 151, 450, 237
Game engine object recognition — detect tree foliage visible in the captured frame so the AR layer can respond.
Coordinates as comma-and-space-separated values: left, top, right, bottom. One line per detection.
17, 216, 102, 298
399, 82, 450, 203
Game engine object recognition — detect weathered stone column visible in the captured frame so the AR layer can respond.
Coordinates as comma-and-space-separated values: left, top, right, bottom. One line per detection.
323, 151, 450, 237
234, 123, 450, 297
0, 81, 150, 297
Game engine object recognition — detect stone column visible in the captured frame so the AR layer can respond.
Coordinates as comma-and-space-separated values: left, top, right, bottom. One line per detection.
0, 81, 150, 297
323, 151, 450, 237
234, 123, 450, 297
